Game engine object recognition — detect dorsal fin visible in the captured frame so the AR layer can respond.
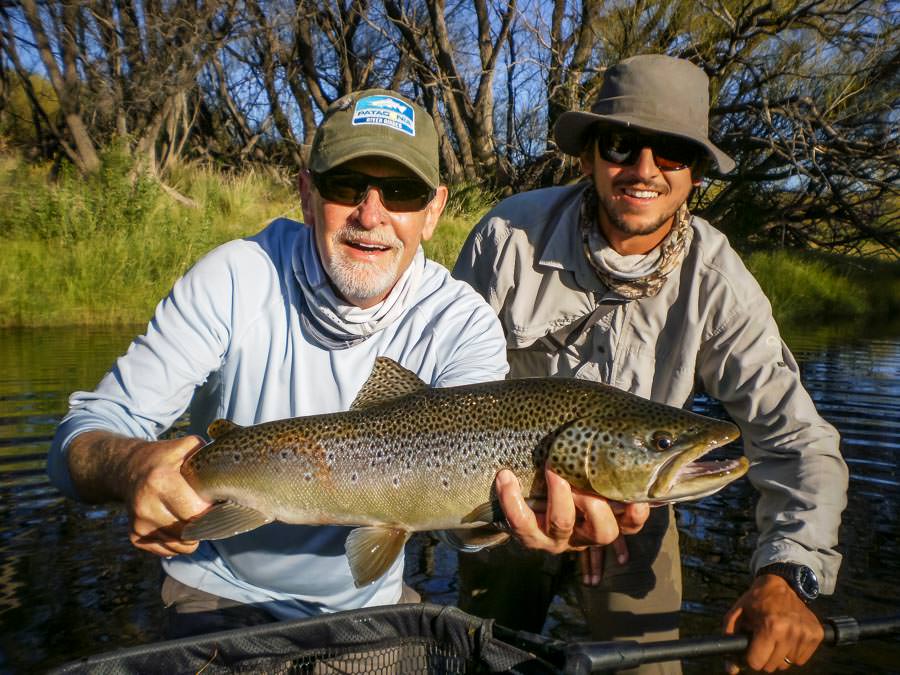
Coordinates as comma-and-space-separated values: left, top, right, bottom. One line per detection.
350, 357, 428, 410
208, 419, 243, 440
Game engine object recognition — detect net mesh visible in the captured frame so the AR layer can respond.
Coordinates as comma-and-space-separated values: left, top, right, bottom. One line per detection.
50, 603, 556, 675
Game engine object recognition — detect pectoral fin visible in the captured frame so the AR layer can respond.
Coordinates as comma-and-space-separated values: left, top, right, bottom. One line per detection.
461, 499, 547, 526
444, 527, 511, 550
461, 501, 505, 526
345, 526, 411, 588
181, 501, 272, 541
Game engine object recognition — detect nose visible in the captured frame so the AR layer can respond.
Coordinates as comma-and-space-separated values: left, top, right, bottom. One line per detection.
355, 186, 388, 229
630, 147, 661, 181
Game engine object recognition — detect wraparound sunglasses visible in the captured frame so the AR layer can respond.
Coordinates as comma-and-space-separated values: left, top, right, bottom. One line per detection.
595, 129, 703, 172
311, 170, 436, 212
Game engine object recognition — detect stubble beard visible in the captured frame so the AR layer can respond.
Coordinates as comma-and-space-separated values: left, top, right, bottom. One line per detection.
597, 188, 682, 237
324, 226, 405, 304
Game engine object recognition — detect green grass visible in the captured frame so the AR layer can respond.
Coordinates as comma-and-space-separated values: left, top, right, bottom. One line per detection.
0, 151, 299, 326
2, 153, 897, 334
745, 249, 900, 327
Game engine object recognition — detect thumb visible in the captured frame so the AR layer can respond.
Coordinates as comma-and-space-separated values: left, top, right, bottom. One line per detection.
723, 605, 743, 635
176, 434, 207, 460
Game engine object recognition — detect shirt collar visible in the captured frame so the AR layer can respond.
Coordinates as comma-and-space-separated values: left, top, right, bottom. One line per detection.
536, 181, 609, 294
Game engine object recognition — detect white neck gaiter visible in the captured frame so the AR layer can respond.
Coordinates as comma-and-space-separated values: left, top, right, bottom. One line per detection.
292, 228, 425, 349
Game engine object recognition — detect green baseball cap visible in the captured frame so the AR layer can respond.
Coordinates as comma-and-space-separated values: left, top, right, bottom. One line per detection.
308, 89, 441, 189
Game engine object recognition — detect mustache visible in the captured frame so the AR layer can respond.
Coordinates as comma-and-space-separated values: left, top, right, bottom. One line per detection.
613, 178, 669, 193
335, 226, 404, 249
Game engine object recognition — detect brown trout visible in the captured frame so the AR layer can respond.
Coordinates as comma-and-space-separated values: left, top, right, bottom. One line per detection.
181, 357, 747, 587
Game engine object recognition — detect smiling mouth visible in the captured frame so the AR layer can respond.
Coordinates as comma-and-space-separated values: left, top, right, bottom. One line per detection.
621, 187, 662, 200
343, 239, 393, 253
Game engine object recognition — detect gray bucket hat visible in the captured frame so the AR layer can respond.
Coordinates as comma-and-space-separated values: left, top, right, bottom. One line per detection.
554, 54, 735, 173
309, 88, 440, 188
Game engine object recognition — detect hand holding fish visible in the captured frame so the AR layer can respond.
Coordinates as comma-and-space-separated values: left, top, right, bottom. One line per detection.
723, 575, 824, 673
119, 435, 212, 558
495, 468, 650, 555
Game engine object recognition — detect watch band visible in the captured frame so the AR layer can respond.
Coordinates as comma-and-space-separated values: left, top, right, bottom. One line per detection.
756, 562, 820, 602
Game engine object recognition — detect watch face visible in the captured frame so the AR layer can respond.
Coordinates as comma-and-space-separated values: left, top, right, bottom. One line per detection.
796, 566, 820, 600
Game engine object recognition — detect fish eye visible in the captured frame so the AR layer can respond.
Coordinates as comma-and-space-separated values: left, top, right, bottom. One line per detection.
652, 432, 674, 451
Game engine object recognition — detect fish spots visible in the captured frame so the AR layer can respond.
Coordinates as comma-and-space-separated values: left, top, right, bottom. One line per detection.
183, 371, 739, 513
232, 452, 242, 463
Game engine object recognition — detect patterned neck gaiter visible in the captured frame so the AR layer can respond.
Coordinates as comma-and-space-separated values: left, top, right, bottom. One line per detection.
579, 183, 693, 300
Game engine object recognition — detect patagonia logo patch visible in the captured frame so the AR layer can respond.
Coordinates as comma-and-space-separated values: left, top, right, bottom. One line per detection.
352, 95, 415, 136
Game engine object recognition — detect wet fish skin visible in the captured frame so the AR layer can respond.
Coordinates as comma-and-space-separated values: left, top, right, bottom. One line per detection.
181, 357, 747, 586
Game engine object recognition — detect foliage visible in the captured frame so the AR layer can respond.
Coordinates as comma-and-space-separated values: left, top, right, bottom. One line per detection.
0, 154, 297, 326
3, 150, 897, 329
1, 146, 160, 241
745, 249, 900, 326
0, 74, 58, 149
442, 181, 502, 221
1, 0, 896, 255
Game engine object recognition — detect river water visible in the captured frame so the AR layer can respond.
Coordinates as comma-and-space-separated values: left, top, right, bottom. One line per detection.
0, 326, 898, 673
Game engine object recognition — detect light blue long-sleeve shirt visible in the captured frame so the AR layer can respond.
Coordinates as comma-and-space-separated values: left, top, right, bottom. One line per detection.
48, 218, 509, 618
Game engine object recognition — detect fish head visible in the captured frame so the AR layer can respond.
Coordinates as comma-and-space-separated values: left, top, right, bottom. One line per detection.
561, 404, 747, 503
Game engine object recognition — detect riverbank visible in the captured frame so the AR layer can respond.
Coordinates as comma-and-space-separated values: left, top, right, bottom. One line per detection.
1, 157, 897, 333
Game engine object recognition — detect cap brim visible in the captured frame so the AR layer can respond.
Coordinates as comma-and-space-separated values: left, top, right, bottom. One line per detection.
554, 110, 735, 174
310, 137, 440, 188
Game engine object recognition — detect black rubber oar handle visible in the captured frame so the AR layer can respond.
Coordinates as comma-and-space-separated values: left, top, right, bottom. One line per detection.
560, 615, 900, 674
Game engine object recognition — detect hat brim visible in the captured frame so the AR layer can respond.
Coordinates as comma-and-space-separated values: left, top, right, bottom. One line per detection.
554, 110, 735, 174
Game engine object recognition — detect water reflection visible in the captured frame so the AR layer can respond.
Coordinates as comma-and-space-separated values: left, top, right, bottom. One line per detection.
0, 327, 897, 673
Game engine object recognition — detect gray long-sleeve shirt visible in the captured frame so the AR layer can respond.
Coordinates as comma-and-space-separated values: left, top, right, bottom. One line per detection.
453, 182, 847, 593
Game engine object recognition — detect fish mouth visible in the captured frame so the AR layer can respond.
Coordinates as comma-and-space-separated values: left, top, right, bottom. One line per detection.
648, 424, 748, 501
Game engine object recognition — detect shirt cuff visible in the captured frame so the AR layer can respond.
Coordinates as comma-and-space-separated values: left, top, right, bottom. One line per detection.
751, 540, 842, 595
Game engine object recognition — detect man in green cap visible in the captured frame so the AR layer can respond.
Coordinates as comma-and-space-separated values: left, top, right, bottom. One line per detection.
454, 55, 848, 673
49, 88, 637, 637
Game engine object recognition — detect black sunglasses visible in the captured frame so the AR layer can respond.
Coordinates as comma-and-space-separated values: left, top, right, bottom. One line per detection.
594, 128, 703, 172
311, 170, 436, 212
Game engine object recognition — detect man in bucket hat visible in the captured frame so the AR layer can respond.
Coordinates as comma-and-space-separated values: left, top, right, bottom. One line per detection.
48, 88, 629, 638
455, 55, 847, 673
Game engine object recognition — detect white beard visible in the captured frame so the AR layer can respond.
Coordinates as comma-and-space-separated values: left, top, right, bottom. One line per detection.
324, 228, 405, 302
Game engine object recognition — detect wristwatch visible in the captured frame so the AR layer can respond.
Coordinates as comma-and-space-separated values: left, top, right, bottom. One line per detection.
756, 562, 820, 602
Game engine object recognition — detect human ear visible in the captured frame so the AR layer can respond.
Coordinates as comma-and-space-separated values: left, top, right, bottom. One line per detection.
579, 149, 595, 177
420, 185, 448, 242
